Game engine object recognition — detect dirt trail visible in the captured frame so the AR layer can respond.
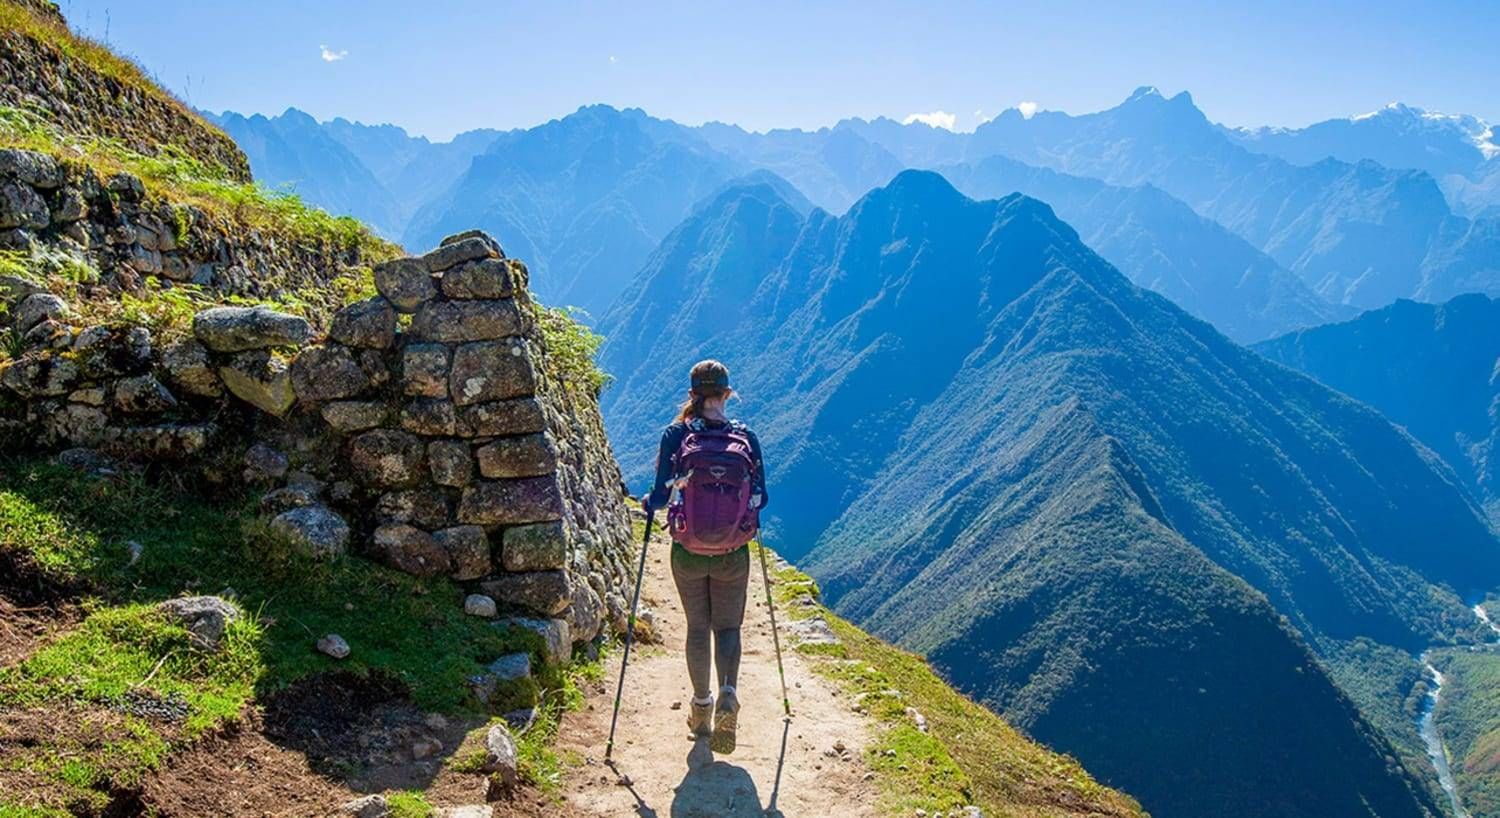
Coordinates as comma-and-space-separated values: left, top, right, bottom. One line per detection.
558, 529, 880, 817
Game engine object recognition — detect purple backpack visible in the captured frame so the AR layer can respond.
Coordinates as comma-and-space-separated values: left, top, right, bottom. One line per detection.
668, 420, 759, 556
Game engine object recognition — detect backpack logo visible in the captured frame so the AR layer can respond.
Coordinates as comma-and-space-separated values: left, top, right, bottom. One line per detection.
669, 424, 758, 556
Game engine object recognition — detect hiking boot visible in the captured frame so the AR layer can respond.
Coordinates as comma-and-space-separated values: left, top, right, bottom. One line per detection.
686, 696, 714, 738
711, 688, 739, 754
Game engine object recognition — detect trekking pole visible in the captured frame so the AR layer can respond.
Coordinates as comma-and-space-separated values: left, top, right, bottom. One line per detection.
756, 540, 793, 719
605, 506, 656, 762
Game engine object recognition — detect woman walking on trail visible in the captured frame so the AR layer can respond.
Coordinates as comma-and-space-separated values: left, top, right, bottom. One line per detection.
644, 359, 768, 755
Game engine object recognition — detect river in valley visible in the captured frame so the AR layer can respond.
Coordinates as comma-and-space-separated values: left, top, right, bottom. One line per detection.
1418, 603, 1500, 818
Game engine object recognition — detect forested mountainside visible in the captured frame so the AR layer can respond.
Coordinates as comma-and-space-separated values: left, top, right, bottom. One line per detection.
598, 170, 1500, 818
1256, 294, 1500, 524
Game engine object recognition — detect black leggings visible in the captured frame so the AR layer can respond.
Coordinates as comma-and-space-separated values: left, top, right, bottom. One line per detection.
670, 544, 749, 699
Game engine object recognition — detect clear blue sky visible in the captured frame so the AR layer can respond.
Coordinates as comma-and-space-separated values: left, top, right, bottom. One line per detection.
57, 0, 1500, 141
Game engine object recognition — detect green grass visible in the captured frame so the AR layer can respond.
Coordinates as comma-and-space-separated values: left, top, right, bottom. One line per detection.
0, 455, 593, 811
0, 603, 259, 810
0, 3, 199, 133
761, 546, 1143, 818
385, 791, 435, 818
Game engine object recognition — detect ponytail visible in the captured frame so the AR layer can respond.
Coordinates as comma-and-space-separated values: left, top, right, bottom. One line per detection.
675, 359, 732, 424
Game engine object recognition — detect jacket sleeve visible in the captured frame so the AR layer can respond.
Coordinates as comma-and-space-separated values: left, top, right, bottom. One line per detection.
746, 428, 769, 510
646, 424, 683, 511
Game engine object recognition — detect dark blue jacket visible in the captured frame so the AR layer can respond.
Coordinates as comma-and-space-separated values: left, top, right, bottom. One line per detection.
647, 418, 768, 511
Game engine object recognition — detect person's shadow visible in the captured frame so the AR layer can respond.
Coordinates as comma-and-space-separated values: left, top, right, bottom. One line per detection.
668, 721, 790, 818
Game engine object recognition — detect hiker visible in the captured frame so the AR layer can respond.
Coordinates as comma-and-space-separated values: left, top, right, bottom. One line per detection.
644, 359, 768, 754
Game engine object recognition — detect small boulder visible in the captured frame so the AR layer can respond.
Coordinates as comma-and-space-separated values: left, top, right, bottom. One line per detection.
424, 235, 500, 273
440, 258, 513, 300
317, 633, 351, 659
410, 300, 524, 343
242, 443, 289, 483
476, 433, 556, 480
449, 340, 536, 406
269, 505, 350, 559
158, 595, 241, 650
479, 571, 571, 617
373, 523, 452, 577
328, 296, 397, 349
0, 181, 49, 230
427, 440, 474, 488
436, 525, 491, 580
290, 343, 379, 402
0, 148, 63, 188
465, 594, 499, 618
321, 400, 389, 433
112, 374, 177, 414
340, 794, 391, 818
481, 723, 519, 788
193, 306, 311, 352
159, 339, 221, 398
500, 520, 567, 572
401, 343, 451, 399
14, 293, 69, 333
493, 617, 571, 666
487, 652, 531, 681
348, 429, 427, 489
218, 351, 295, 417
373, 257, 435, 313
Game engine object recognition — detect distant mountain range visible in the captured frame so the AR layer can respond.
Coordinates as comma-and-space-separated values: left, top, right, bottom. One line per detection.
214, 88, 1500, 340
598, 171, 1500, 818
1256, 293, 1500, 524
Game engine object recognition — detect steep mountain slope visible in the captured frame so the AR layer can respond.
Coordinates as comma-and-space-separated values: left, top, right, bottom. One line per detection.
402, 105, 742, 316
321, 118, 503, 227
967, 87, 1496, 309
600, 170, 1500, 818
1255, 294, 1500, 523
939, 154, 1345, 341
208, 109, 405, 237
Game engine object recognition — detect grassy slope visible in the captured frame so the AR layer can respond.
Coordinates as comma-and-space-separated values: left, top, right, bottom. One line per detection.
0, 0, 250, 180
762, 546, 1144, 818
0, 458, 588, 815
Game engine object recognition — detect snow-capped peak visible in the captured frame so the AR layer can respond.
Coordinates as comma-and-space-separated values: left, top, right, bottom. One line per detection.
1350, 102, 1497, 158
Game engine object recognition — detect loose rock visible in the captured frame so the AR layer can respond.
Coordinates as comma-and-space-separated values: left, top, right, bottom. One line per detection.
317, 633, 351, 659
269, 505, 350, 559
482, 723, 519, 788
158, 595, 240, 650
465, 594, 499, 618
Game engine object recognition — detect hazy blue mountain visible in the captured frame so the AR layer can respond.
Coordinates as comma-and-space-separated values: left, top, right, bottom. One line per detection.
402, 105, 743, 316
1225, 103, 1496, 182
832, 115, 969, 167
965, 87, 1497, 309
601, 172, 1500, 817
939, 155, 1347, 342
694, 120, 906, 213
207, 108, 405, 237
1256, 294, 1500, 523
321, 118, 504, 222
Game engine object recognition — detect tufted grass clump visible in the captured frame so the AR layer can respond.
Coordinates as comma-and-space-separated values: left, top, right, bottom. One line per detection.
535, 304, 612, 397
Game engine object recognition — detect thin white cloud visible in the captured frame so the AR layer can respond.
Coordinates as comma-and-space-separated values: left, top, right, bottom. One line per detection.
320, 45, 348, 63
609, 55, 618, 64
1017, 101, 1039, 119
974, 108, 994, 125
902, 110, 957, 130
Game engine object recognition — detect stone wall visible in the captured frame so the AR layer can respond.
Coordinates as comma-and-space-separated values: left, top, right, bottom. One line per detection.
0, 0, 252, 180
0, 227, 634, 666
0, 147, 377, 302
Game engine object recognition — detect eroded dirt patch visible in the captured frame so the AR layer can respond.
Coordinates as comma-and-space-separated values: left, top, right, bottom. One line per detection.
0, 702, 164, 817
0, 546, 86, 666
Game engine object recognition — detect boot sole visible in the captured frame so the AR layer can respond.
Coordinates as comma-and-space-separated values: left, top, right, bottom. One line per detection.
710, 709, 737, 754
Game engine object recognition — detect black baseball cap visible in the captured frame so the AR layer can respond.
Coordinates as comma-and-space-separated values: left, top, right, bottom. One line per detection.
691, 369, 730, 391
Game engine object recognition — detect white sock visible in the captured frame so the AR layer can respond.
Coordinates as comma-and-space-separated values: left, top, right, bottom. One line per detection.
692, 694, 713, 706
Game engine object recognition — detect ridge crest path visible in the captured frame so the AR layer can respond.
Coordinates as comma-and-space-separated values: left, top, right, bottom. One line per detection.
557, 526, 880, 817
